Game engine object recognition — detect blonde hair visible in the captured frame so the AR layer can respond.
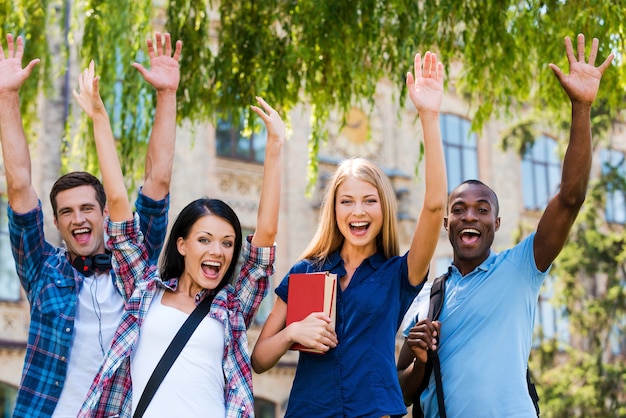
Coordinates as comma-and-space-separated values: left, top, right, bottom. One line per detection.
300, 158, 399, 263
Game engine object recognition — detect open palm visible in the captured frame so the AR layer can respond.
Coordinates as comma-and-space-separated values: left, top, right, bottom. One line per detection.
407, 51, 444, 114
0, 35, 39, 93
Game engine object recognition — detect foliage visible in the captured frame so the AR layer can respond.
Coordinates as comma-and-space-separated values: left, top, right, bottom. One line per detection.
4, 1, 626, 415
5, 0, 626, 185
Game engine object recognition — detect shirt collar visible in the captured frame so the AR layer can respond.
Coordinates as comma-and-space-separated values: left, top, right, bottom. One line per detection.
325, 249, 387, 272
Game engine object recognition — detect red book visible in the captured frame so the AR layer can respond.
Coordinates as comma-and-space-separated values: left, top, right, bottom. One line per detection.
286, 272, 337, 353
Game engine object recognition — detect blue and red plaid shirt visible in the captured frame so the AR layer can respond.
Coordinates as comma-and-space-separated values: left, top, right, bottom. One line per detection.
78, 215, 274, 418
8, 191, 168, 418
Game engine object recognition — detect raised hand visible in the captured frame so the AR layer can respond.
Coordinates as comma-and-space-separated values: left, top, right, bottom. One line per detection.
407, 51, 444, 115
250, 96, 287, 146
133, 32, 182, 92
72, 60, 106, 119
0, 34, 40, 94
549, 34, 614, 105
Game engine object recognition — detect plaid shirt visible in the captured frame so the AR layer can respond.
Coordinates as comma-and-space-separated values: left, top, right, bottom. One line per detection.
78, 215, 274, 418
9, 191, 168, 418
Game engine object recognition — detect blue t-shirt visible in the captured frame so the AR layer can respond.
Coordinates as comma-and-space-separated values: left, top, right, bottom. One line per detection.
275, 250, 422, 418
420, 233, 548, 418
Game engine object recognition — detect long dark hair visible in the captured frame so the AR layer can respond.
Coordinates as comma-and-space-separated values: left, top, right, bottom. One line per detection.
160, 198, 243, 293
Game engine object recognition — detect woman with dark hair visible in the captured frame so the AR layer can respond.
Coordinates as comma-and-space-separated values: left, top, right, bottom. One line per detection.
159, 198, 244, 296
72, 60, 285, 418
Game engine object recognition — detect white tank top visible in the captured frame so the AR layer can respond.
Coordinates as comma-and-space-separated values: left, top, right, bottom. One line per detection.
131, 289, 226, 418
53, 271, 124, 417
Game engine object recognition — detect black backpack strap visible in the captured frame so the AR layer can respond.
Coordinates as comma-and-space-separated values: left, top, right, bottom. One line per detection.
133, 293, 214, 418
527, 367, 540, 416
426, 272, 448, 418
427, 272, 448, 321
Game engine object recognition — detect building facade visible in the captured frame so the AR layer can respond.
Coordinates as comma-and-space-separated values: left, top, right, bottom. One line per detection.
0, 41, 625, 418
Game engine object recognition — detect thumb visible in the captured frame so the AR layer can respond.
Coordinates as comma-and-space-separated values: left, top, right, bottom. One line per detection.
405, 71, 415, 89
132, 62, 148, 79
548, 63, 565, 83
23, 58, 40, 77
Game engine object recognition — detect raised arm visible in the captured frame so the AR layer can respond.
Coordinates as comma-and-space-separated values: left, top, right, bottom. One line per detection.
134, 32, 182, 200
0, 34, 40, 213
73, 61, 131, 222
534, 34, 614, 272
249, 97, 285, 247
406, 52, 448, 286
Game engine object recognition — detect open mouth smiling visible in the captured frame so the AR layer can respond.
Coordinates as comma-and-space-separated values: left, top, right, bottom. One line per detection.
350, 221, 369, 231
460, 228, 481, 245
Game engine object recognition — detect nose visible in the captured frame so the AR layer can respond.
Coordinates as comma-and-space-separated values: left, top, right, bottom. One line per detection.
353, 201, 366, 215
207, 241, 223, 256
462, 207, 479, 221
71, 211, 86, 224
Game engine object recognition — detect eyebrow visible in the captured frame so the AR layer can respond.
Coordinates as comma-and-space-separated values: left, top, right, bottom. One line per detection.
199, 231, 236, 239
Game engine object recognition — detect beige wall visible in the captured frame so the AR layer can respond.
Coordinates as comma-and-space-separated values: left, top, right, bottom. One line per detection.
1, 70, 624, 417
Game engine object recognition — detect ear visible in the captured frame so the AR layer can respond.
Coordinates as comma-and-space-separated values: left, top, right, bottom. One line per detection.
103, 203, 109, 217
53, 216, 59, 229
495, 216, 501, 231
176, 236, 186, 256
443, 217, 449, 230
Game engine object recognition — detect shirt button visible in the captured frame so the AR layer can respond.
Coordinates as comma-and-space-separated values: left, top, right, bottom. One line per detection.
56, 280, 61, 285
65, 328, 71, 333
241, 406, 245, 411
55, 381, 60, 386
61, 356, 66, 361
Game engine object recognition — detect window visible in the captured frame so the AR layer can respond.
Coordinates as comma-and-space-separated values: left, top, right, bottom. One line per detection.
254, 275, 274, 325
254, 398, 276, 418
600, 149, 626, 224
521, 135, 561, 210
0, 197, 20, 302
0, 382, 17, 418
534, 275, 569, 347
216, 116, 267, 163
441, 114, 478, 192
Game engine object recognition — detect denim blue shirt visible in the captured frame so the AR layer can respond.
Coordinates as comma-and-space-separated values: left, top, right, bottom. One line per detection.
9, 191, 168, 418
276, 250, 422, 418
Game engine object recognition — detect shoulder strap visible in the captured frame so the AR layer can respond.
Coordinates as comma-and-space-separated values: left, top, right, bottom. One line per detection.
427, 272, 448, 321
133, 293, 215, 418
427, 272, 449, 418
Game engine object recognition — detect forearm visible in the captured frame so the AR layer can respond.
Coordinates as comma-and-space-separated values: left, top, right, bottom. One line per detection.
408, 112, 447, 284
398, 358, 427, 405
251, 141, 283, 247
92, 112, 132, 221
560, 101, 592, 206
142, 90, 176, 200
251, 328, 294, 373
420, 112, 447, 214
0, 92, 37, 212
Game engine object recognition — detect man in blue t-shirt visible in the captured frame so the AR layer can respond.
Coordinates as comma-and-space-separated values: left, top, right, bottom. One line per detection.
397, 34, 614, 417
0, 32, 182, 417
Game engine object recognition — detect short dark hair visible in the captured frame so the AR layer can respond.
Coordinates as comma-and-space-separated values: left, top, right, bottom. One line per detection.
50, 171, 106, 218
451, 179, 500, 216
160, 198, 243, 292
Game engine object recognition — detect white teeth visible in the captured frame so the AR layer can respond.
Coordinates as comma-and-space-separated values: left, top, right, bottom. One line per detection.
351, 222, 369, 227
73, 228, 90, 235
202, 261, 221, 267
461, 228, 480, 235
